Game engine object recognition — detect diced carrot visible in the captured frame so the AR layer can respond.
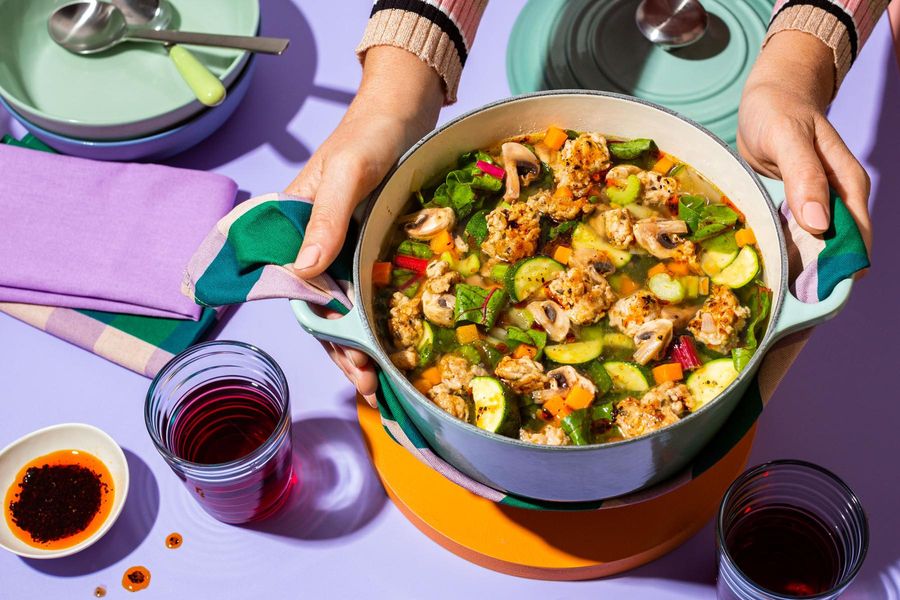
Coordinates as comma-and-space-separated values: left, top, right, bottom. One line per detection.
667, 261, 690, 276
735, 228, 756, 247
429, 230, 454, 254
652, 154, 676, 175
552, 245, 573, 265
543, 126, 568, 151
412, 379, 432, 395
372, 262, 392, 287
564, 384, 594, 410
456, 324, 480, 345
618, 274, 640, 295
699, 277, 710, 295
553, 185, 573, 200
652, 363, 684, 384
647, 263, 668, 278
421, 366, 442, 387
543, 394, 572, 418
512, 344, 538, 360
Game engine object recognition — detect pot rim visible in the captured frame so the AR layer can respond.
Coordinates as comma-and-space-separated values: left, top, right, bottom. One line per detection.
353, 89, 787, 453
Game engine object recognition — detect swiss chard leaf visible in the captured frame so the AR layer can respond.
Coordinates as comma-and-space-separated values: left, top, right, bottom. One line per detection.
692, 205, 739, 241
560, 409, 591, 446
465, 210, 489, 245
678, 195, 740, 241
678, 195, 707, 231
429, 152, 504, 219
731, 283, 772, 371
547, 220, 578, 241
454, 284, 509, 329
609, 138, 658, 161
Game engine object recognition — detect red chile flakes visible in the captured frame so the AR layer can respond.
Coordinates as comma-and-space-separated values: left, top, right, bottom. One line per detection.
9, 464, 108, 543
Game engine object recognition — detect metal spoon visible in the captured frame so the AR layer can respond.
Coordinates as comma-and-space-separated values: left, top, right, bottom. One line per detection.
112, 0, 226, 107
48, 1, 289, 55
635, 0, 708, 49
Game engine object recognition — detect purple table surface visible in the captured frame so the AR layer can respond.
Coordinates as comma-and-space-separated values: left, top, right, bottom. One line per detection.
1, 1, 898, 598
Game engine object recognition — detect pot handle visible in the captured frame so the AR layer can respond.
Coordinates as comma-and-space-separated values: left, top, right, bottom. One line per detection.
760, 176, 855, 341
290, 299, 383, 359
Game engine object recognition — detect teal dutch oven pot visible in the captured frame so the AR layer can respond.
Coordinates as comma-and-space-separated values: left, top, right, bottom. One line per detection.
293, 91, 853, 503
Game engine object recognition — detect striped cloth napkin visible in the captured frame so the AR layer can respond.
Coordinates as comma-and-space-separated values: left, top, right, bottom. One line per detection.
184, 192, 868, 510
0, 134, 226, 377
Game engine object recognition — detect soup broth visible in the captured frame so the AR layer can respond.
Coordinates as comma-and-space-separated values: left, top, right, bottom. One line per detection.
373, 129, 770, 446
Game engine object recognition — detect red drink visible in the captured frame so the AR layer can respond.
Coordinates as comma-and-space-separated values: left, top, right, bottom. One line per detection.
147, 343, 294, 524
717, 461, 868, 600
171, 379, 281, 464
722, 507, 841, 597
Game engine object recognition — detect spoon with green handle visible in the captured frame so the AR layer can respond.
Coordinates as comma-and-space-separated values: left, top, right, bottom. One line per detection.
48, 1, 289, 55
111, 0, 226, 107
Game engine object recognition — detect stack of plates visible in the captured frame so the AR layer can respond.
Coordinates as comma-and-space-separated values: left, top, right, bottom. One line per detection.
0, 0, 260, 161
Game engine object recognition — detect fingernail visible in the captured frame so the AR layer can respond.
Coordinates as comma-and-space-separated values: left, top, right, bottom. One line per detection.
363, 393, 378, 408
801, 202, 830, 231
294, 244, 321, 272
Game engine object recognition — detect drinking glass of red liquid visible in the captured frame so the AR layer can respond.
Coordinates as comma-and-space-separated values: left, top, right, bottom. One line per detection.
717, 460, 868, 600
145, 341, 294, 524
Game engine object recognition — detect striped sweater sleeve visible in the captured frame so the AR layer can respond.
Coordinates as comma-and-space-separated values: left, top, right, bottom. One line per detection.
356, 0, 488, 104
765, 0, 889, 90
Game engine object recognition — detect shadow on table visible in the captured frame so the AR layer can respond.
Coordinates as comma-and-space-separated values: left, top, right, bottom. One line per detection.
165, 0, 354, 172
245, 415, 386, 542
23, 449, 160, 577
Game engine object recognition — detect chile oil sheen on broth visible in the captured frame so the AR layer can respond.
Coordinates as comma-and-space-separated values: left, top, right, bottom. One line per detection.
722, 506, 843, 597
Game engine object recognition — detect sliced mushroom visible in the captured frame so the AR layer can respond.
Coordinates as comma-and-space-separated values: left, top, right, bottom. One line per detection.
633, 218, 689, 259
571, 248, 616, 283
632, 318, 674, 365
501, 142, 541, 201
527, 300, 571, 342
404, 207, 456, 240
389, 349, 418, 371
547, 366, 597, 396
422, 291, 456, 328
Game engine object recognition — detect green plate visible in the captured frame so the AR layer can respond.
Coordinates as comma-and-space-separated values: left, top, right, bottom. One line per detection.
0, 0, 259, 140
507, 0, 772, 146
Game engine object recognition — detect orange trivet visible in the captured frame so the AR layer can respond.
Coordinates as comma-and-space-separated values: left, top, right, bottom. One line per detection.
356, 400, 755, 580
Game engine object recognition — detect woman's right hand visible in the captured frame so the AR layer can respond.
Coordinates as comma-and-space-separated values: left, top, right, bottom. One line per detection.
286, 47, 445, 404
737, 31, 872, 253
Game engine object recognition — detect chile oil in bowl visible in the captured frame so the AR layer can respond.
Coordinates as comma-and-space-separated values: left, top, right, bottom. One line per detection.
717, 460, 868, 600
0, 424, 129, 558
145, 341, 294, 524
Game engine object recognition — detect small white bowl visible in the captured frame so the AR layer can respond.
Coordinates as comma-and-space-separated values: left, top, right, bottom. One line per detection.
0, 424, 129, 559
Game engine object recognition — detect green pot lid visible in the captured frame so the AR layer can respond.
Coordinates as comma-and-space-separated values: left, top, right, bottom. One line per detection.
507, 0, 773, 146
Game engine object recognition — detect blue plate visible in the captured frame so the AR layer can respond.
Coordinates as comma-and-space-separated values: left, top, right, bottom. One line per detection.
0, 55, 256, 162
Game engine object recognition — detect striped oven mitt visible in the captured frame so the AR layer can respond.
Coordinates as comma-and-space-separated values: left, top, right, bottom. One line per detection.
0, 134, 225, 377
184, 192, 868, 510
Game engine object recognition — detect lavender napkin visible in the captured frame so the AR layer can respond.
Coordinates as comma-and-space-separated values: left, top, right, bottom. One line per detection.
0, 144, 237, 320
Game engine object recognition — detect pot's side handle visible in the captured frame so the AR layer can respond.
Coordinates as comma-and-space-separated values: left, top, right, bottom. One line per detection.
760, 176, 855, 341
290, 299, 382, 359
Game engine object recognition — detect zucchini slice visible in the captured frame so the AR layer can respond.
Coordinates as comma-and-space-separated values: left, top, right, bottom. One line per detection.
571, 223, 632, 268
711, 246, 759, 289
603, 332, 635, 353
700, 232, 739, 276
544, 339, 604, 364
686, 358, 739, 410
471, 377, 519, 437
505, 256, 565, 301
603, 361, 650, 392
648, 273, 686, 304
417, 322, 434, 366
